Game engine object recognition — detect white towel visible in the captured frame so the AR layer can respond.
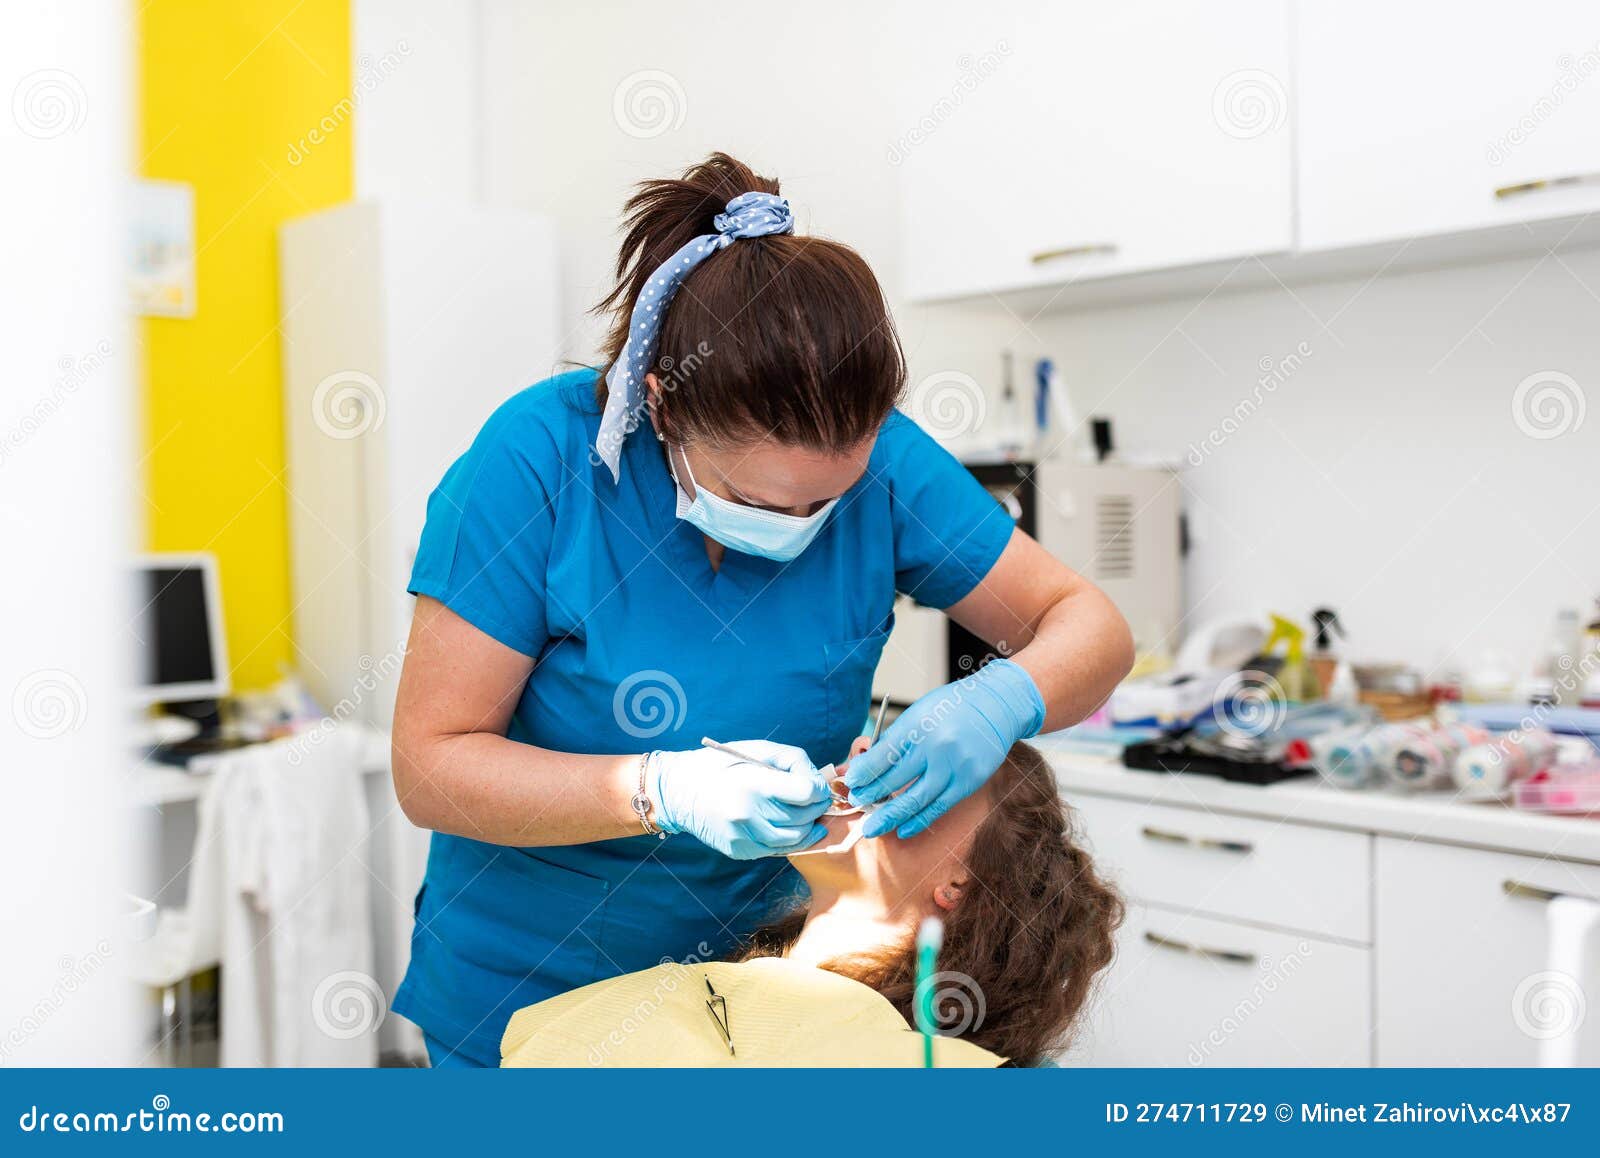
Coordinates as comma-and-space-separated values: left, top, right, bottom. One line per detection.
1539, 894, 1600, 1068
211, 729, 377, 1067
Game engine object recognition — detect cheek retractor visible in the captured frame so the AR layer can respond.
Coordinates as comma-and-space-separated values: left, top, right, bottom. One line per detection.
792, 763, 877, 856
821, 763, 861, 816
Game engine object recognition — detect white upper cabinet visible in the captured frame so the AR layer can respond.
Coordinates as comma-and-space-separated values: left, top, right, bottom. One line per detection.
1297, 0, 1600, 251
896, 0, 1294, 301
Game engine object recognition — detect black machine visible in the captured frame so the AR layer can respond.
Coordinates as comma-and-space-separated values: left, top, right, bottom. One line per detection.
947, 460, 1036, 680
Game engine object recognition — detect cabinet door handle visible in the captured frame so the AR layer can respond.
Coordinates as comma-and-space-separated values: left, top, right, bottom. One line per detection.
1141, 825, 1253, 854
1030, 243, 1118, 264
1503, 879, 1599, 904
1144, 930, 1257, 966
1494, 172, 1600, 200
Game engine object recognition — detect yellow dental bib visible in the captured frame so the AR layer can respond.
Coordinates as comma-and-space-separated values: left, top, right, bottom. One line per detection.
501, 957, 1003, 1068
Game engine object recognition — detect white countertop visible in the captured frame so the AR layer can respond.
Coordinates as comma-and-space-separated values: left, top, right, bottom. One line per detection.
129, 727, 1600, 864
1036, 739, 1600, 866
128, 725, 391, 807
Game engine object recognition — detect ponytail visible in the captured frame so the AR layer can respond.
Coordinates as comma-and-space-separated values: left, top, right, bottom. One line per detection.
592, 152, 903, 452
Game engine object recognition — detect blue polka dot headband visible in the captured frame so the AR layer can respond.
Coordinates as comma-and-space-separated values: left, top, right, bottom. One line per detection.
595, 191, 794, 481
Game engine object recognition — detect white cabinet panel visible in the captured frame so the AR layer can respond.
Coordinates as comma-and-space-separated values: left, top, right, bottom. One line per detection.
1297, 0, 1600, 250
1375, 837, 1600, 1066
1073, 903, 1371, 1066
279, 202, 561, 727
1069, 792, 1372, 943
897, 0, 1293, 300
873, 598, 946, 705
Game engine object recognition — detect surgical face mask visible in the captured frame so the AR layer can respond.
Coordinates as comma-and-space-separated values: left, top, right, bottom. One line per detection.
668, 445, 838, 563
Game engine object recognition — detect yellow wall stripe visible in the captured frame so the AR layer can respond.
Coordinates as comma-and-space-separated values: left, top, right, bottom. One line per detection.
137, 0, 353, 690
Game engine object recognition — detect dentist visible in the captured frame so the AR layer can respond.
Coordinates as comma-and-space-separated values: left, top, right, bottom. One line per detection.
390, 153, 1133, 1067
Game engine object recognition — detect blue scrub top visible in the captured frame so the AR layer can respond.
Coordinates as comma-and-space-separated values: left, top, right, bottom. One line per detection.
393, 369, 1013, 1064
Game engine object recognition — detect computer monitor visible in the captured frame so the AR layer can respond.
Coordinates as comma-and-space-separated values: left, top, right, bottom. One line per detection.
131, 552, 230, 707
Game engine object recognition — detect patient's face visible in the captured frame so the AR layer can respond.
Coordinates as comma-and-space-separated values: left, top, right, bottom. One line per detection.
795, 736, 993, 889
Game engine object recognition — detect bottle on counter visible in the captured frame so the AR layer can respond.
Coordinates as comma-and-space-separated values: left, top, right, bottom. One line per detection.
1385, 722, 1489, 790
1523, 608, 1584, 707
1454, 730, 1560, 797
1308, 608, 1344, 697
1582, 597, 1600, 709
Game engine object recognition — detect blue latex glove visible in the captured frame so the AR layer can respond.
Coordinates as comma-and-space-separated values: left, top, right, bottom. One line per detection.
647, 741, 832, 859
843, 658, 1045, 839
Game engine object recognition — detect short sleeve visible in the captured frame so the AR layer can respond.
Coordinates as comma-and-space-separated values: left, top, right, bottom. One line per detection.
408, 412, 559, 657
880, 412, 1015, 609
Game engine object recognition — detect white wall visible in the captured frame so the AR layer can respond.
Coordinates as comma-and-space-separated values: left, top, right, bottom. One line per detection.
352, 0, 484, 202
476, 0, 1597, 680
479, 0, 1012, 369
0, 0, 138, 1064
1011, 254, 1600, 678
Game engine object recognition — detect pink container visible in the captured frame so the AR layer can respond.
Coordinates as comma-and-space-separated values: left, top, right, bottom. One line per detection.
1513, 762, 1600, 815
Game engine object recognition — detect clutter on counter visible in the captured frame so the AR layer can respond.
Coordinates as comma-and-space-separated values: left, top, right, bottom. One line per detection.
1087, 607, 1600, 818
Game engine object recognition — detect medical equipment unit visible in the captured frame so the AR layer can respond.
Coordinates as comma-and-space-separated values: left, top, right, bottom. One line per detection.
874, 459, 1181, 706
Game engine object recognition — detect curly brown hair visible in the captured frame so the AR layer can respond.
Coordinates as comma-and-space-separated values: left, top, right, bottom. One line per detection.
739, 742, 1123, 1065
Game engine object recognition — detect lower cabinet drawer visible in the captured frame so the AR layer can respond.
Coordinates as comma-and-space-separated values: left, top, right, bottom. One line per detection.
1375, 837, 1600, 1066
1068, 903, 1372, 1067
1067, 792, 1372, 943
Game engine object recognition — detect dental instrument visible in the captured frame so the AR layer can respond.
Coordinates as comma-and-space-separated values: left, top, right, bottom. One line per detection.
870, 694, 890, 744
914, 916, 944, 1069
703, 734, 844, 809
656, 741, 833, 859
703, 719, 897, 860
700, 737, 789, 770
703, 976, 735, 1056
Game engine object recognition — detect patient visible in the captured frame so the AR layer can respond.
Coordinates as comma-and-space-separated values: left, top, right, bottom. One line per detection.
742, 739, 1123, 1064
501, 741, 1121, 1066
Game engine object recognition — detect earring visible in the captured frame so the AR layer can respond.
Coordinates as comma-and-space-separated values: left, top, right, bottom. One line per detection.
656, 430, 665, 443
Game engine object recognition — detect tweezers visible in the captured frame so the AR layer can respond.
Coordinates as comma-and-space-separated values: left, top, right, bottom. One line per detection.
704, 976, 734, 1056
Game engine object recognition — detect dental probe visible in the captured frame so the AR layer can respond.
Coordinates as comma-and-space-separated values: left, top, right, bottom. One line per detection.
699, 737, 790, 771
869, 694, 890, 745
